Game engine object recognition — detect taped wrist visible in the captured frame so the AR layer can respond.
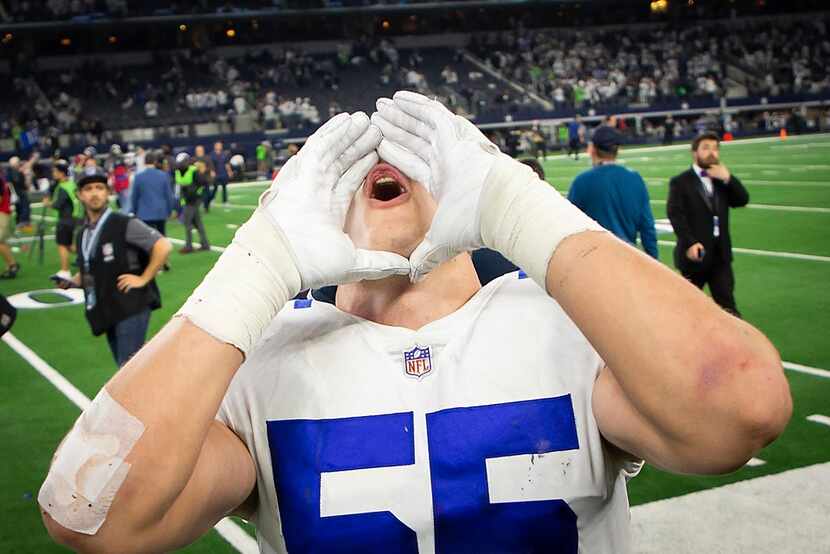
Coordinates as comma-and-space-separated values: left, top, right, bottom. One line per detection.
479, 155, 606, 289
176, 209, 302, 355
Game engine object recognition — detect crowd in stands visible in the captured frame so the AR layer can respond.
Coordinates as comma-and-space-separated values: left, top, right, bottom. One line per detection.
470, 16, 829, 113
2, 14, 828, 155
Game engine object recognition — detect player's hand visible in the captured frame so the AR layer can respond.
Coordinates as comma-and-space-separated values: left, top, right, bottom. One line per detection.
372, 91, 501, 281
686, 242, 705, 262
117, 273, 148, 292
263, 111, 411, 289
373, 91, 604, 287
706, 164, 731, 182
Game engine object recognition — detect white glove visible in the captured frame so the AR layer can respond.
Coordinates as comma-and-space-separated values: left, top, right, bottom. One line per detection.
372, 93, 498, 279
374, 91, 604, 287
264, 111, 411, 290
177, 112, 411, 354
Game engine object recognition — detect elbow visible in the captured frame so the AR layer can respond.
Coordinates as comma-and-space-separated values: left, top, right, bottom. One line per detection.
738, 355, 792, 453
702, 347, 792, 473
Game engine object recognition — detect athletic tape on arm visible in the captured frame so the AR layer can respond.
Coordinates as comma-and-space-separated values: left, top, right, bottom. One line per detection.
175, 205, 301, 355
480, 156, 606, 288
38, 388, 145, 535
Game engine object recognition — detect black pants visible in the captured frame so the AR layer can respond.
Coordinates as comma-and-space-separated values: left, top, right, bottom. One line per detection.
683, 262, 740, 317
144, 219, 167, 236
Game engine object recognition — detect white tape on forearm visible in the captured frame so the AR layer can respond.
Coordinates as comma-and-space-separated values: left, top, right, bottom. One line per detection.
38, 388, 145, 535
176, 208, 301, 355
480, 156, 606, 288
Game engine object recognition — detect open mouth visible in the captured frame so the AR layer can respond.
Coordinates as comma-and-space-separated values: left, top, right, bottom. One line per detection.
365, 164, 410, 206
371, 176, 407, 201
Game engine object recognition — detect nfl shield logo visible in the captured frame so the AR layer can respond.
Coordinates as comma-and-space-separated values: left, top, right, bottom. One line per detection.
403, 345, 433, 379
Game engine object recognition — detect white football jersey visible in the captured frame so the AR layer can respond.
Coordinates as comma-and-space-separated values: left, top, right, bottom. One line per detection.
218, 272, 639, 554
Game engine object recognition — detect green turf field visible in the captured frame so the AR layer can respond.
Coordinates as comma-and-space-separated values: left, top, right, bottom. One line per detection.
1, 133, 829, 552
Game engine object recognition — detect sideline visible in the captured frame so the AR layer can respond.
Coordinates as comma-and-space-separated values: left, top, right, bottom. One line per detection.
0, 332, 258, 554
631, 461, 830, 554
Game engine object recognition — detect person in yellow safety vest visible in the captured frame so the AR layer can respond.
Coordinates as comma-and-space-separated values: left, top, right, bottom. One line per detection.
45, 159, 83, 281
175, 152, 210, 254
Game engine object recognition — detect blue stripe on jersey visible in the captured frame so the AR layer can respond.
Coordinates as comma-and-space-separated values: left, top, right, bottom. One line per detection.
294, 299, 312, 309
518, 270, 528, 279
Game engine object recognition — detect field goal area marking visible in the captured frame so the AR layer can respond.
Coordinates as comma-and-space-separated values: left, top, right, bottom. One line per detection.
0, 332, 258, 554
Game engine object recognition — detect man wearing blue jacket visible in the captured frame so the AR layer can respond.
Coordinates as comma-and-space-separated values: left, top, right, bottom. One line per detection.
130, 150, 175, 236
568, 126, 658, 259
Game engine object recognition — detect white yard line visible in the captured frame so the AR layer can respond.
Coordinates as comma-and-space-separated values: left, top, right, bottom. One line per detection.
783, 361, 830, 379
543, 133, 830, 161
0, 332, 258, 554
649, 199, 830, 214
631, 462, 830, 554
745, 457, 766, 467
228, 180, 270, 189
806, 414, 830, 427
167, 237, 227, 253
8, 234, 56, 244
656, 240, 830, 263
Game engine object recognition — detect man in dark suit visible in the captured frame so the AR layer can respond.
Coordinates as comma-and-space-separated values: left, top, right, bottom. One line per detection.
667, 132, 749, 316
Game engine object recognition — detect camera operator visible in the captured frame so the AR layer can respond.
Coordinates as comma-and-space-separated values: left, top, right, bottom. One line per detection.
57, 167, 171, 367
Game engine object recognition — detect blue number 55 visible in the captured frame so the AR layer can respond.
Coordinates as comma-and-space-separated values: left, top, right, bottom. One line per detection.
267, 395, 579, 553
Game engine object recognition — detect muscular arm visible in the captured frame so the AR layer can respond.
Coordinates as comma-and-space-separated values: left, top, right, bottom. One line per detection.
546, 231, 791, 474
41, 111, 396, 552
42, 319, 256, 552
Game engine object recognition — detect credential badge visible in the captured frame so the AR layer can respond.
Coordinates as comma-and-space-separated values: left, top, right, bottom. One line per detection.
403, 345, 433, 379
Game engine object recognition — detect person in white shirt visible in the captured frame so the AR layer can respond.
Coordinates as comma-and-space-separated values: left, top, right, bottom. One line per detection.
40, 96, 789, 554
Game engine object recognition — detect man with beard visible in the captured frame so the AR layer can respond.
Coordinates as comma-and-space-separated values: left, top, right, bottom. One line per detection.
40, 101, 788, 554
667, 132, 749, 316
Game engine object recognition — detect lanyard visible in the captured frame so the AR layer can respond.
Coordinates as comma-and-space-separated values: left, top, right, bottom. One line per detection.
81, 208, 112, 269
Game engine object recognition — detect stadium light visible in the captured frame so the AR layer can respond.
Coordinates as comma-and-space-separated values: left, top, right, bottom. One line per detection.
226, 28, 236, 38
179, 24, 188, 32
60, 37, 71, 46
108, 35, 117, 44
1, 33, 12, 44
650, 0, 668, 13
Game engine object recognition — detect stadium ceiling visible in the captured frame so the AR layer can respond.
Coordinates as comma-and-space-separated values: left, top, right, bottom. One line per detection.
0, 0, 585, 32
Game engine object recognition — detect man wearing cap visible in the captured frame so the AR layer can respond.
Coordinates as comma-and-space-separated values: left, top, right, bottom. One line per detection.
45, 160, 84, 280
58, 167, 172, 366
567, 126, 658, 259
667, 132, 749, 316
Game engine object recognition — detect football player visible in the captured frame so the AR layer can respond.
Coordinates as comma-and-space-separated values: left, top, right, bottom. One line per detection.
41, 97, 791, 554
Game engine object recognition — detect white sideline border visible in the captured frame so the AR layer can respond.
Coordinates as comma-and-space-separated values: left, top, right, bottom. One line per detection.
631, 461, 830, 554
0, 332, 258, 554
